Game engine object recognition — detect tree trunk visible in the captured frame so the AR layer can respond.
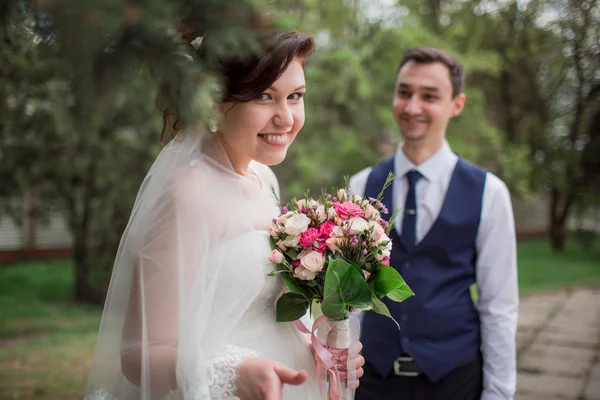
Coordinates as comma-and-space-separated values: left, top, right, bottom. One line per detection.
549, 215, 567, 253
73, 233, 96, 304
548, 187, 573, 253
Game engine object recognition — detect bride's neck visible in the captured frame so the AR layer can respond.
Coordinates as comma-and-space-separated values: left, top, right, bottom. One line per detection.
212, 133, 251, 177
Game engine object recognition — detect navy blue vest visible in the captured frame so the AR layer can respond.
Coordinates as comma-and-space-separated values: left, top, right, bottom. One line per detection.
361, 156, 486, 382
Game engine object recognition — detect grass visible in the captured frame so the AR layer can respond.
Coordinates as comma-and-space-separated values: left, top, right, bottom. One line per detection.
0, 237, 598, 399
517, 237, 600, 294
0, 260, 100, 400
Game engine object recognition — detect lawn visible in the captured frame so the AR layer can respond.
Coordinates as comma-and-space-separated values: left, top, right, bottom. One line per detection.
0, 238, 598, 399
517, 237, 600, 293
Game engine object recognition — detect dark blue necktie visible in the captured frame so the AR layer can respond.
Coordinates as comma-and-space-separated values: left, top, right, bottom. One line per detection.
401, 170, 422, 249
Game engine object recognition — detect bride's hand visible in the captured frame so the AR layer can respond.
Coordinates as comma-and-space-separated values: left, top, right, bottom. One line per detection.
237, 358, 308, 400
335, 341, 365, 389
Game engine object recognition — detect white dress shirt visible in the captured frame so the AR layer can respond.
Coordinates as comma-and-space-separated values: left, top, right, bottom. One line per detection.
349, 141, 519, 400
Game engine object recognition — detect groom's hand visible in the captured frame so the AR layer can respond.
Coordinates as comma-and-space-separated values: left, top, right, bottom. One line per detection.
335, 341, 365, 389
237, 358, 307, 400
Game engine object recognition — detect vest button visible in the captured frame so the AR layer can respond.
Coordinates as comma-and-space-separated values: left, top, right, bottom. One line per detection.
404, 261, 411, 268
402, 313, 408, 321
403, 337, 409, 346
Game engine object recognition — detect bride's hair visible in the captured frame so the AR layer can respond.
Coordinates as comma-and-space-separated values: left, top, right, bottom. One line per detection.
159, 28, 314, 143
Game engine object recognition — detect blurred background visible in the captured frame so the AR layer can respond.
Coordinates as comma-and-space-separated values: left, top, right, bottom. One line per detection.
0, 0, 598, 399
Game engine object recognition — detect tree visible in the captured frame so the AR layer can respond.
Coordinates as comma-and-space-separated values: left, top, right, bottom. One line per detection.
543, 0, 600, 251
1, 0, 271, 303
270, 0, 508, 200
413, 0, 599, 251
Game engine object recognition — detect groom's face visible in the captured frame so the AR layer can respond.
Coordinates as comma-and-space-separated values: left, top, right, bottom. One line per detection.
218, 58, 306, 170
392, 60, 465, 144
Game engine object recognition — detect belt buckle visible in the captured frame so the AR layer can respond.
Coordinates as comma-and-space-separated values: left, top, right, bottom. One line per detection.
393, 356, 420, 377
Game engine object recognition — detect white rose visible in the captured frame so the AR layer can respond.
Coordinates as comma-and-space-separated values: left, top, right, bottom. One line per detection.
300, 251, 325, 272
284, 213, 310, 236
348, 217, 369, 234
294, 266, 317, 281
283, 235, 300, 247
276, 211, 295, 225
378, 233, 392, 250
376, 250, 390, 261
327, 207, 337, 219
306, 199, 318, 208
315, 204, 327, 223
331, 226, 345, 237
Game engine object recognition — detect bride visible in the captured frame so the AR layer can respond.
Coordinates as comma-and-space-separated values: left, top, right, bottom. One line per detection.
84, 29, 364, 400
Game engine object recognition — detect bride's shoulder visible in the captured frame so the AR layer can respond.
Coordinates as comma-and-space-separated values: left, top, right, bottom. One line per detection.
167, 160, 223, 208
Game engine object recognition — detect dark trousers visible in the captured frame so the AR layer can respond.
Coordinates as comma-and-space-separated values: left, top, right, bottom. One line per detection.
355, 354, 483, 400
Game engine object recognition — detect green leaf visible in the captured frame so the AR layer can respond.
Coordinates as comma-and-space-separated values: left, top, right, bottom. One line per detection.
269, 236, 277, 251
370, 265, 414, 302
285, 248, 298, 260
387, 280, 415, 302
321, 258, 371, 320
371, 296, 400, 330
280, 272, 313, 299
276, 293, 310, 322
267, 270, 288, 276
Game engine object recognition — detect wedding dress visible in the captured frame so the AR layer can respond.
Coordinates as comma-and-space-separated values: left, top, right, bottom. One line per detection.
84, 130, 320, 399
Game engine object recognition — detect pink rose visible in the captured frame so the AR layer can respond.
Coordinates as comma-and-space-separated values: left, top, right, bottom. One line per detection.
294, 266, 317, 281
364, 204, 380, 221
300, 228, 321, 249
269, 226, 278, 238
319, 221, 336, 238
297, 199, 306, 209
276, 240, 287, 251
291, 259, 301, 269
380, 258, 390, 266
333, 202, 364, 220
369, 220, 385, 241
300, 251, 325, 272
326, 237, 341, 252
268, 250, 284, 264
337, 189, 347, 202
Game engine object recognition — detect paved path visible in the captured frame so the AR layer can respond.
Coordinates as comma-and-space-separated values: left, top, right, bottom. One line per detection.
516, 288, 600, 400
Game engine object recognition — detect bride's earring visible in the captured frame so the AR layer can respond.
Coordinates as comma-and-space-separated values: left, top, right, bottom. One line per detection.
209, 116, 219, 133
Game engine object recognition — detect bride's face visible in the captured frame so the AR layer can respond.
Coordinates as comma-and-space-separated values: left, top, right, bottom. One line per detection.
218, 57, 306, 172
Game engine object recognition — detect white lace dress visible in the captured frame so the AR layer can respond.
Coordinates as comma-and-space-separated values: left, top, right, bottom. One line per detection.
86, 231, 320, 400
206, 230, 320, 399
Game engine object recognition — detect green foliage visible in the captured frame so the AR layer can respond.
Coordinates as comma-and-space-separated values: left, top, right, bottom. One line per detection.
275, 292, 310, 321
320, 258, 371, 320
0, 0, 272, 303
369, 264, 414, 302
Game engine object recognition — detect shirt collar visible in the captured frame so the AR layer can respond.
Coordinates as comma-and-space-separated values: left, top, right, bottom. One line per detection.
394, 140, 458, 182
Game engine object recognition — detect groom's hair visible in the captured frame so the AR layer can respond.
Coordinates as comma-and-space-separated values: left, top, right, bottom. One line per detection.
397, 47, 465, 98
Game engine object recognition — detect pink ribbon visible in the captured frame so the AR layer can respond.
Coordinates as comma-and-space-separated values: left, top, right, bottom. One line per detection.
294, 316, 341, 400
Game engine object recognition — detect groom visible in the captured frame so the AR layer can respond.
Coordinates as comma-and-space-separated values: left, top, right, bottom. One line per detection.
350, 47, 519, 400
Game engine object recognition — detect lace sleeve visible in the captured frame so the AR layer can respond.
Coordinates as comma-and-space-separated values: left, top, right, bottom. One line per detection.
206, 344, 259, 398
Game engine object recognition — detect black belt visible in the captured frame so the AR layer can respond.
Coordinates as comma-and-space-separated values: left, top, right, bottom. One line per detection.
388, 353, 480, 378
390, 355, 424, 377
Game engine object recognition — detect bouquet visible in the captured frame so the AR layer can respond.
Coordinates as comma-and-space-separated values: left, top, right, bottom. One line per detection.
267, 173, 414, 400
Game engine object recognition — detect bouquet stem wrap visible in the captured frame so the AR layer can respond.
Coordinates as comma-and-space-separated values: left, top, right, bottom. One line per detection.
297, 313, 360, 400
